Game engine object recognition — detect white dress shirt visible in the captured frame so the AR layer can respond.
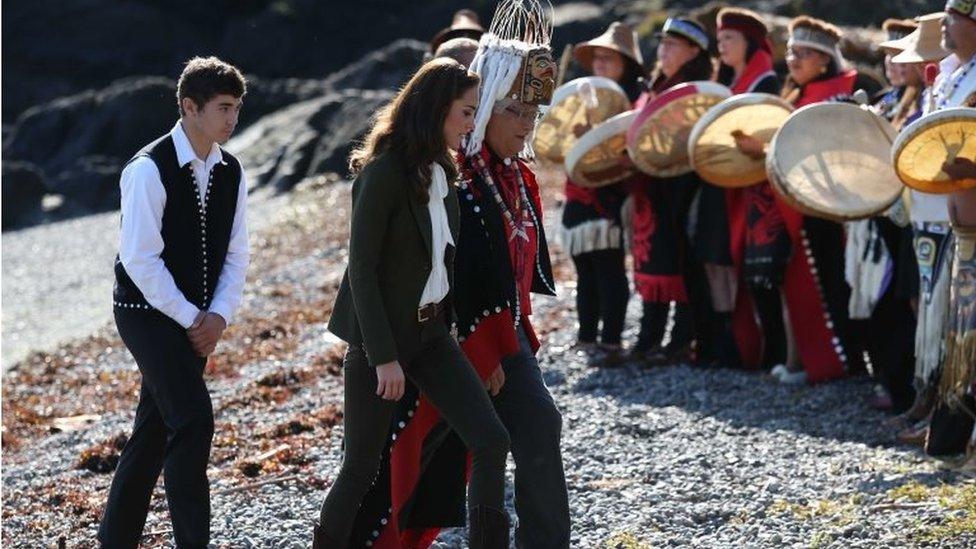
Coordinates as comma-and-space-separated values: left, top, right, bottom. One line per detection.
419, 163, 455, 307
118, 121, 250, 328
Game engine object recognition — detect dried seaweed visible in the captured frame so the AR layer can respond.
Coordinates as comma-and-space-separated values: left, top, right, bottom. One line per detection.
76, 432, 128, 474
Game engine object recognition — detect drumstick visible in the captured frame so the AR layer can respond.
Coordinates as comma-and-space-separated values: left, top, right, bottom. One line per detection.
555, 43, 572, 89
578, 80, 599, 129
857, 94, 897, 146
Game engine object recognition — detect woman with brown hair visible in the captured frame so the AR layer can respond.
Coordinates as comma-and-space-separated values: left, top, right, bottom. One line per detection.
313, 57, 511, 548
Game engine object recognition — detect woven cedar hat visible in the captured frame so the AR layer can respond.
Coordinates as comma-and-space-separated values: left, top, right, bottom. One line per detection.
574, 22, 644, 73
879, 18, 919, 53
891, 13, 950, 63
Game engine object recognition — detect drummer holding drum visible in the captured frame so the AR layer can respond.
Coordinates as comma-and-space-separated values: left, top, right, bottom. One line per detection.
625, 16, 715, 365
888, 1, 976, 455
707, 15, 862, 385
558, 22, 646, 364
938, 2, 976, 411
700, 7, 783, 370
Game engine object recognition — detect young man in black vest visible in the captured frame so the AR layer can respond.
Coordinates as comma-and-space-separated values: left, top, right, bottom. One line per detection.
98, 56, 249, 548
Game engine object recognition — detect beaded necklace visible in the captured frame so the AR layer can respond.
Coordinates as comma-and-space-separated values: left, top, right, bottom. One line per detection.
471, 152, 531, 243
470, 152, 536, 324
936, 55, 976, 110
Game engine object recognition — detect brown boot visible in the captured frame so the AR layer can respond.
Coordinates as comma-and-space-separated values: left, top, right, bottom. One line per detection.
312, 522, 345, 549
469, 506, 510, 549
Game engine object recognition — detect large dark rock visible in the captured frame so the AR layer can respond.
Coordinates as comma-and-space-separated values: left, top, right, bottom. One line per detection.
227, 89, 395, 190
1, 0, 213, 119
49, 155, 122, 214
2, 161, 47, 230
2, 0, 484, 119
3, 77, 177, 178
1, 37, 425, 222
242, 77, 331, 128
322, 39, 427, 92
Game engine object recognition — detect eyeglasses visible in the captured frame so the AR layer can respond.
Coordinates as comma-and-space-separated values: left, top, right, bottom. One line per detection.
503, 105, 542, 123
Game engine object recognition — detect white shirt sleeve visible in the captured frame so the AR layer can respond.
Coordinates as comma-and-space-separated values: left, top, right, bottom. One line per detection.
118, 157, 201, 328
208, 169, 250, 325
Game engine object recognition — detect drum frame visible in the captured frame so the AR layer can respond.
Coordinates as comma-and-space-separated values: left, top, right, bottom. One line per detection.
625, 81, 731, 178
688, 93, 794, 188
766, 102, 903, 222
891, 107, 976, 194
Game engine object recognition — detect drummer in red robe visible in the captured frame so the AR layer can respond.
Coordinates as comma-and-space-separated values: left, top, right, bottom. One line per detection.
699, 7, 781, 369
732, 15, 861, 384
627, 16, 715, 365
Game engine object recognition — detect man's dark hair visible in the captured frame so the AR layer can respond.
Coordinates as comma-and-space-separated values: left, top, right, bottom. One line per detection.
176, 56, 247, 115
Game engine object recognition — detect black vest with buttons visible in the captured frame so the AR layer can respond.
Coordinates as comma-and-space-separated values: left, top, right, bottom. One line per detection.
113, 133, 242, 312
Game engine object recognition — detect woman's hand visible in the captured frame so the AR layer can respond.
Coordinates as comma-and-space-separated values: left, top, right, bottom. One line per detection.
486, 364, 506, 397
375, 361, 405, 401
731, 131, 766, 160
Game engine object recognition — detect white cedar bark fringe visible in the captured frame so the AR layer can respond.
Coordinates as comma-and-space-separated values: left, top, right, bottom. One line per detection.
560, 218, 622, 256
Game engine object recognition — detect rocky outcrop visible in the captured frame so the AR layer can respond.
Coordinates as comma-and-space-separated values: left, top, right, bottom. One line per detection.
0, 39, 425, 226
2, 162, 48, 230
323, 39, 427, 92
227, 89, 395, 190
3, 77, 177, 178
2, 0, 487, 119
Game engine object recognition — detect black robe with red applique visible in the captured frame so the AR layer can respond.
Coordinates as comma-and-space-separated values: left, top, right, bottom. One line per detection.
731, 70, 861, 382
627, 74, 703, 305
455, 145, 555, 368
629, 170, 698, 303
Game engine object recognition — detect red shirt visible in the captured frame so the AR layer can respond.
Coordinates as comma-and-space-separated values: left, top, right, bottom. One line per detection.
482, 147, 540, 319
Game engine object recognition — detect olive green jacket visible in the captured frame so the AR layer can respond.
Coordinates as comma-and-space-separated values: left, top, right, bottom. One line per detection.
328, 149, 459, 366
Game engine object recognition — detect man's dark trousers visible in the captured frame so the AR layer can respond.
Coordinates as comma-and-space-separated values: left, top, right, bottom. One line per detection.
98, 308, 214, 548
493, 327, 571, 548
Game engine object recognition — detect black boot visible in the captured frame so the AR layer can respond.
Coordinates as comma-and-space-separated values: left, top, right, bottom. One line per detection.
469, 506, 510, 549
711, 311, 741, 368
312, 522, 345, 549
632, 302, 668, 357
662, 303, 695, 363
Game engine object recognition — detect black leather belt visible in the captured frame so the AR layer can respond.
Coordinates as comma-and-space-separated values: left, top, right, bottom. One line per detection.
417, 300, 446, 324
